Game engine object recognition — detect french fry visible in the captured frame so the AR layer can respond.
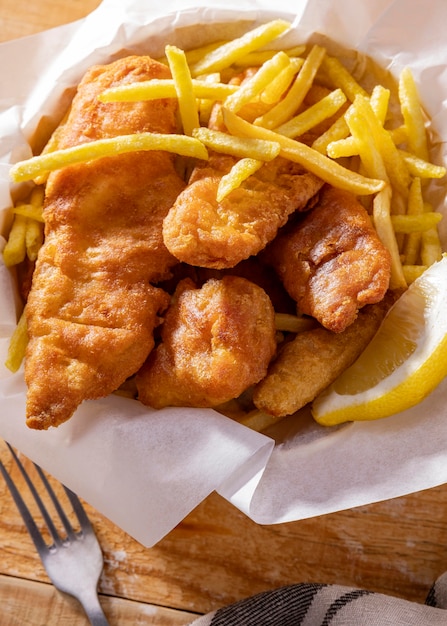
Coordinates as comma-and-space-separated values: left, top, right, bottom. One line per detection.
402, 264, 427, 284
327, 85, 390, 158
347, 94, 411, 257
276, 88, 347, 138
10, 133, 209, 183
259, 58, 304, 107
189, 19, 291, 77
403, 177, 424, 265
347, 95, 411, 197
369, 84, 390, 126
344, 100, 388, 181
391, 212, 443, 233
2, 214, 27, 267
4, 307, 28, 373
222, 107, 385, 196
320, 54, 369, 101
233, 45, 306, 68
278, 45, 306, 58
418, 201, 443, 266
99, 78, 239, 103
196, 73, 223, 126
192, 126, 281, 161
165, 45, 199, 135
373, 187, 408, 290
224, 51, 291, 113
344, 103, 408, 289
12, 185, 45, 222
25, 219, 44, 262
391, 191, 407, 253
399, 150, 446, 179
217, 158, 264, 202
326, 136, 357, 159
390, 125, 408, 146
421, 222, 443, 266
183, 41, 228, 66
254, 44, 326, 129
13, 204, 44, 222
237, 409, 281, 433
311, 109, 351, 154
30, 185, 45, 206
274, 313, 317, 333
399, 67, 429, 161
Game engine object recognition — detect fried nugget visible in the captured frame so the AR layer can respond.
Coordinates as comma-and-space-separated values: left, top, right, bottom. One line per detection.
136, 276, 277, 408
266, 185, 391, 333
25, 56, 186, 429
162, 154, 324, 269
253, 293, 397, 418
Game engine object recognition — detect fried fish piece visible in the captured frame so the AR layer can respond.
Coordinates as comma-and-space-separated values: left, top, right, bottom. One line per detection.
253, 293, 397, 418
25, 56, 186, 429
266, 185, 391, 333
136, 276, 277, 408
163, 154, 324, 269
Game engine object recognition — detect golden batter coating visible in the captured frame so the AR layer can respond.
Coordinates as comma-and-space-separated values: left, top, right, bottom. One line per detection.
162, 154, 324, 269
25, 56, 185, 429
266, 186, 391, 333
253, 293, 397, 418
136, 276, 277, 409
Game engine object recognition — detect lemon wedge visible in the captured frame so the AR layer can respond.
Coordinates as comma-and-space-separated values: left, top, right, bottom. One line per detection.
312, 254, 447, 426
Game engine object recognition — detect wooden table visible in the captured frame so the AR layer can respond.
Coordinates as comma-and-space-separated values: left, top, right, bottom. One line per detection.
1, 2, 447, 624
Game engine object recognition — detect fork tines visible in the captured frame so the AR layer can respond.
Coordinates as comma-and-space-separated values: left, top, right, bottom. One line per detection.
0, 441, 109, 625
0, 442, 91, 551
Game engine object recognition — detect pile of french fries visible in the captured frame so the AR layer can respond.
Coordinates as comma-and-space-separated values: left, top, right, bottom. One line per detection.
3, 19, 445, 426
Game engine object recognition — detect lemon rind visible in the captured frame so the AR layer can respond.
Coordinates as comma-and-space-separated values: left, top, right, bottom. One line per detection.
311, 256, 447, 426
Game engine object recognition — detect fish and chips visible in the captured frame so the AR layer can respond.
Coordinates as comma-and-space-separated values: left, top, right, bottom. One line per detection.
136, 275, 276, 409
252, 292, 398, 418
3, 20, 445, 431
264, 186, 392, 333
19, 55, 186, 429
163, 154, 324, 268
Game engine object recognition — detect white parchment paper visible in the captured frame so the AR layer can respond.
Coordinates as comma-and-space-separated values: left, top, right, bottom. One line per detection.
1, 0, 447, 546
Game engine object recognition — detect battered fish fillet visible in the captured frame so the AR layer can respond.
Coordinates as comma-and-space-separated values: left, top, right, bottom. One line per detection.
25, 56, 186, 429
136, 276, 277, 408
266, 185, 391, 333
162, 154, 324, 268
253, 293, 398, 418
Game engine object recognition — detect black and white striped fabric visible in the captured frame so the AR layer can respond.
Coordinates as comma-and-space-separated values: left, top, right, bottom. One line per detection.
188, 572, 447, 625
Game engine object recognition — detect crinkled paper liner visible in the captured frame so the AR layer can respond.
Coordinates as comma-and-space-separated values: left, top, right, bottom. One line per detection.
0, 0, 446, 546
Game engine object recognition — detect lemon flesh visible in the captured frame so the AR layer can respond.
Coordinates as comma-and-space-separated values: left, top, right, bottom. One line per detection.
312, 255, 447, 426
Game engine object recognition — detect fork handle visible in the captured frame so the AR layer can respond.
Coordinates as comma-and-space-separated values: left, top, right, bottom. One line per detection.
77, 589, 110, 626
86, 606, 110, 626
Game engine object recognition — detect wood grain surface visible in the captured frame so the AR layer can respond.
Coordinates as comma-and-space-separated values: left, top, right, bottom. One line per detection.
1, 3, 447, 624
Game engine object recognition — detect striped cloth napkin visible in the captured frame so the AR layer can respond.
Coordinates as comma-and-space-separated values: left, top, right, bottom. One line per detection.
188, 572, 447, 625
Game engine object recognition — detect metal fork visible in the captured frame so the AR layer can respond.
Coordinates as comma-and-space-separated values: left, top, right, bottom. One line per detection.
0, 442, 110, 625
